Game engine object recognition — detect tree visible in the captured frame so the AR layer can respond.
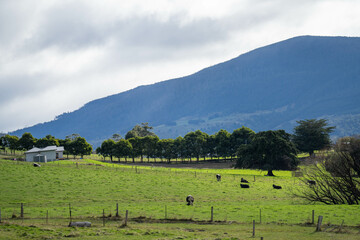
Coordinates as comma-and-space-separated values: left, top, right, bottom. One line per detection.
143, 135, 159, 162
294, 137, 360, 205
184, 130, 208, 162
58, 138, 71, 159
113, 139, 132, 162
125, 123, 157, 139
111, 133, 122, 142
157, 139, 175, 163
214, 129, 231, 159
230, 127, 255, 157
236, 130, 299, 176
293, 119, 335, 156
18, 132, 36, 150
4, 135, 19, 154
99, 139, 116, 161
68, 137, 92, 159
35, 135, 59, 148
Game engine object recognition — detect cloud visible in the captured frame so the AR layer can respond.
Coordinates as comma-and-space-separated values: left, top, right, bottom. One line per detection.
0, 0, 359, 133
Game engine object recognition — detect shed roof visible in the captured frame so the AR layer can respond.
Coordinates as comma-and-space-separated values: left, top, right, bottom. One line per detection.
25, 146, 64, 154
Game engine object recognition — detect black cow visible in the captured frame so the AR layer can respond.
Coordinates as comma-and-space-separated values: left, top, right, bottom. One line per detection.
241, 178, 249, 183
186, 195, 194, 205
216, 174, 221, 181
240, 184, 250, 188
273, 184, 282, 189
33, 163, 41, 167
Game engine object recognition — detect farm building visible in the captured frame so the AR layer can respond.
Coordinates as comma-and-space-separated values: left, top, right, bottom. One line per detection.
25, 146, 64, 162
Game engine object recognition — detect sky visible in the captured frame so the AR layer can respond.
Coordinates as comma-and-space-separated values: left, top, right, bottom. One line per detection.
1, 0, 359, 133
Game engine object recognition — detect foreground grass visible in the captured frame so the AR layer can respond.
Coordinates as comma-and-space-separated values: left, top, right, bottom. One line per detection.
1, 220, 360, 240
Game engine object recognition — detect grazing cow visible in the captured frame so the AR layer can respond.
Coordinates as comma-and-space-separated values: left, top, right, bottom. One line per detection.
186, 195, 194, 206
241, 178, 249, 183
240, 184, 250, 188
273, 184, 282, 189
33, 163, 41, 167
308, 180, 316, 185
216, 174, 221, 181
69, 221, 91, 227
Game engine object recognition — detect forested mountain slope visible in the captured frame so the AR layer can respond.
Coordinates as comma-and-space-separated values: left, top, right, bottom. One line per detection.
12, 36, 360, 146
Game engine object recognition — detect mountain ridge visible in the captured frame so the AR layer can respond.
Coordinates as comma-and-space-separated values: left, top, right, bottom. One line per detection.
12, 35, 360, 146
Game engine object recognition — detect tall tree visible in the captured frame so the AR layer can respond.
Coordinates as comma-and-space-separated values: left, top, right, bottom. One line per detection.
214, 129, 231, 159
99, 139, 116, 161
125, 123, 157, 139
236, 130, 299, 176
4, 135, 19, 154
18, 132, 36, 150
113, 139, 132, 162
230, 127, 255, 157
68, 137, 92, 159
35, 135, 59, 148
293, 119, 335, 156
184, 130, 207, 162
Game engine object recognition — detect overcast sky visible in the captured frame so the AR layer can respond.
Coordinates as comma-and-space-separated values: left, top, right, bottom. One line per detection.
1, 0, 359, 133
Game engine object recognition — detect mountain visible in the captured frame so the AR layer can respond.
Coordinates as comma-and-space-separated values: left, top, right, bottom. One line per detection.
12, 36, 360, 146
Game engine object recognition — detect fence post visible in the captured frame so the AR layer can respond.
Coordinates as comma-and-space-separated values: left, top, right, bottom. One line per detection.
210, 206, 214, 222
116, 203, 119, 217
103, 209, 105, 227
260, 209, 262, 224
254, 176, 256, 182
312, 210, 314, 224
165, 205, 167, 219
252, 220, 255, 237
0, 208, 2, 223
316, 216, 323, 232
124, 210, 129, 226
20, 203, 24, 218
69, 203, 72, 224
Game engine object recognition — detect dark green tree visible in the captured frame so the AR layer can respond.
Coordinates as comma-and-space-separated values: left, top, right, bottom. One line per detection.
58, 138, 71, 158
157, 139, 175, 163
4, 135, 19, 154
293, 119, 335, 156
18, 132, 36, 150
214, 129, 231, 159
184, 130, 208, 162
143, 135, 159, 162
35, 135, 59, 148
236, 130, 299, 176
113, 139, 133, 162
68, 137, 92, 159
230, 127, 255, 157
99, 139, 116, 161
125, 123, 157, 139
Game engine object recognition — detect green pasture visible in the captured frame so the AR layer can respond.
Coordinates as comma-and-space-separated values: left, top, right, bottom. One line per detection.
1, 159, 359, 226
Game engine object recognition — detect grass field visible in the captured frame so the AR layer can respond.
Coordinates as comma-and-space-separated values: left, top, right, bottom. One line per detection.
1, 158, 360, 239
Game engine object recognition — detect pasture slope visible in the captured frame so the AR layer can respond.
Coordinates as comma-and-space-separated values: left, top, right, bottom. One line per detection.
0, 159, 360, 239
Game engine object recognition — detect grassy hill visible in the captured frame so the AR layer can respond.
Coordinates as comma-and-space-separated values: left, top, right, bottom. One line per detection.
1, 159, 360, 239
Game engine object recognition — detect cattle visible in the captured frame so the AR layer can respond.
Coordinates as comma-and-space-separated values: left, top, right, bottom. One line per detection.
216, 174, 221, 181
241, 178, 249, 183
240, 184, 250, 188
33, 163, 41, 167
308, 180, 316, 185
69, 221, 91, 227
186, 195, 194, 206
273, 184, 282, 189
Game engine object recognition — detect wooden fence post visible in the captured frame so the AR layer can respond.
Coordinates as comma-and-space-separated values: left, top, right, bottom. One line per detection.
103, 209, 105, 227
252, 220, 255, 237
260, 209, 262, 224
20, 203, 24, 218
0, 208, 2, 223
312, 210, 314, 224
316, 216, 323, 232
124, 210, 129, 226
69, 203, 72, 224
116, 203, 119, 217
254, 176, 256, 182
210, 206, 214, 222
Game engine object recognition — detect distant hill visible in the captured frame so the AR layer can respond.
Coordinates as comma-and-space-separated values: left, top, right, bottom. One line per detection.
12, 36, 360, 146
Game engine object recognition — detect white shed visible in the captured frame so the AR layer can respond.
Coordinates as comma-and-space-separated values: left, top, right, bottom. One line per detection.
25, 146, 64, 162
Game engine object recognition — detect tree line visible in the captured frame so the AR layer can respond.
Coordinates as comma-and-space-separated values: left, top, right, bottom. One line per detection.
0, 133, 92, 159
